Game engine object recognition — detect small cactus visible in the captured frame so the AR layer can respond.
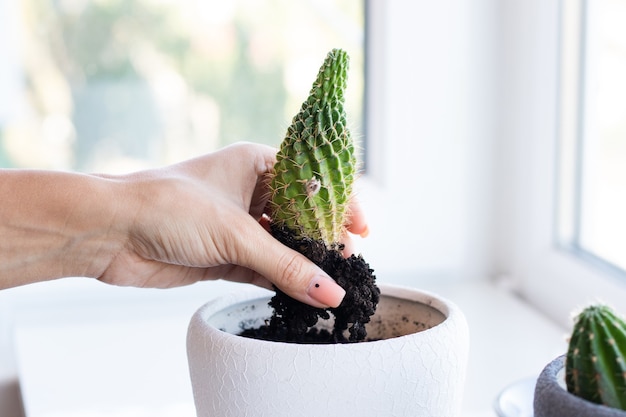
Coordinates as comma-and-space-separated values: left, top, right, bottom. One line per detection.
260, 49, 378, 343
566, 304, 626, 411
267, 48, 356, 248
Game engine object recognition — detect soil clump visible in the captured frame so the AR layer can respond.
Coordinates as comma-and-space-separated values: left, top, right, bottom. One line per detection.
239, 224, 379, 344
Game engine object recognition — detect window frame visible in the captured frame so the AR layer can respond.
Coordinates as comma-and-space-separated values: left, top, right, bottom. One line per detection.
495, 0, 626, 328
558, 0, 626, 276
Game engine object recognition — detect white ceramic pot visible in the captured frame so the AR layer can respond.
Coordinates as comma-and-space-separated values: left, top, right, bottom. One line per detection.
187, 283, 469, 417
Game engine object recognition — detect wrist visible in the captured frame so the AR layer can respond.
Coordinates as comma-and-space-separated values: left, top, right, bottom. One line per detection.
0, 170, 129, 287
73, 173, 133, 278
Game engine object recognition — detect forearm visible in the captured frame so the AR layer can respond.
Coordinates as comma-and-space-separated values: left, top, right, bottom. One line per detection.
0, 170, 129, 289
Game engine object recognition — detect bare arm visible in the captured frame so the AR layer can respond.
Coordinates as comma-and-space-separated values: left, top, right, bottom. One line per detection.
0, 143, 356, 308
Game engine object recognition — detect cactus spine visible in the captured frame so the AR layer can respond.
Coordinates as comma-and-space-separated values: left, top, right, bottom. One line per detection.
268, 48, 356, 247
566, 304, 626, 411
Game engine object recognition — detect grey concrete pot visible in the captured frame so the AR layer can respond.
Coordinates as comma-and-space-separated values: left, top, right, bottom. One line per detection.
534, 355, 626, 417
187, 283, 469, 417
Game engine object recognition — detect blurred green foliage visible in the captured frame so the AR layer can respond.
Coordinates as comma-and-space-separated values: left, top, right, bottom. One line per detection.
18, 0, 362, 171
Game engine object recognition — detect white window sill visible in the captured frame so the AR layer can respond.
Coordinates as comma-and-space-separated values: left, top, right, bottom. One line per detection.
9, 280, 566, 417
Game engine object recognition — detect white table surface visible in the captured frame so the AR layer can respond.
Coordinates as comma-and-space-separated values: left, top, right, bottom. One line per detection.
14, 280, 567, 417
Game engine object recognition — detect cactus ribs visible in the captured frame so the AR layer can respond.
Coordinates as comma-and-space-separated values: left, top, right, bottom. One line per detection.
566, 304, 626, 410
240, 49, 380, 343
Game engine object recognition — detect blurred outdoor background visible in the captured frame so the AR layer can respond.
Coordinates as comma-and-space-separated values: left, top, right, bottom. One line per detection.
0, 0, 363, 173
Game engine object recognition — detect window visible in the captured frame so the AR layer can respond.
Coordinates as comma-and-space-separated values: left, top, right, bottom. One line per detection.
557, 0, 626, 274
0, 0, 364, 173
496, 0, 626, 327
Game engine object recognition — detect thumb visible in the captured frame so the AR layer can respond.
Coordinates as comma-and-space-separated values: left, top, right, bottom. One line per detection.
237, 222, 346, 308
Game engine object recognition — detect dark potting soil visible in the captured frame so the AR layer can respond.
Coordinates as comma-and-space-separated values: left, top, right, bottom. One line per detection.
239, 224, 380, 344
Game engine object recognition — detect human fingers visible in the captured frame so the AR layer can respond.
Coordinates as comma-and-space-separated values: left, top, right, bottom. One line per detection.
210, 264, 274, 291
337, 196, 368, 258
346, 196, 369, 238
232, 217, 346, 308
173, 142, 276, 217
101, 244, 278, 291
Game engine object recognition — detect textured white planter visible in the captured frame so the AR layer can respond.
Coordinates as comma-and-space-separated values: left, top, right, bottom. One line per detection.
187, 283, 469, 417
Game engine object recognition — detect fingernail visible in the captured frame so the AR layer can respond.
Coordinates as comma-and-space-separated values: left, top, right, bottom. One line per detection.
307, 274, 346, 308
360, 225, 370, 238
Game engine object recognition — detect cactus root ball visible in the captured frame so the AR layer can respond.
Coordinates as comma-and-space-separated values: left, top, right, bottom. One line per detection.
240, 224, 379, 344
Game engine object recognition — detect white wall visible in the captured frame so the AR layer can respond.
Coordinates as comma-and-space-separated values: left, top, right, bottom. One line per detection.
357, 0, 497, 286
0, 0, 22, 124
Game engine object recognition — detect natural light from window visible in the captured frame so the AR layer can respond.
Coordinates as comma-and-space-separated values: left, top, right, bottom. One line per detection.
0, 0, 364, 174
558, 0, 626, 273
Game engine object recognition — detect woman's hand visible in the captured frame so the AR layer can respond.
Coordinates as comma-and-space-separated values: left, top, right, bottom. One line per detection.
0, 142, 367, 308
100, 143, 367, 308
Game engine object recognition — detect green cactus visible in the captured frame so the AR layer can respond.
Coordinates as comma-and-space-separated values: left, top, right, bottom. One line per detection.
250, 49, 379, 343
566, 304, 626, 410
267, 48, 356, 247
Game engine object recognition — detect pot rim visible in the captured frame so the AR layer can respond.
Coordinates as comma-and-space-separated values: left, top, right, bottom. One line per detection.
188, 282, 465, 349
